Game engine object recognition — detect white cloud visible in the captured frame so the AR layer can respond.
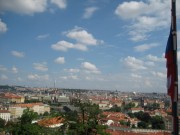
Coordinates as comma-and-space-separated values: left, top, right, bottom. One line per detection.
151, 71, 166, 78
51, 0, 67, 9
145, 61, 155, 67
12, 66, 18, 74
64, 68, 80, 73
36, 34, 49, 40
28, 74, 49, 81
0, 65, 7, 72
0, 74, 8, 80
124, 56, 147, 70
33, 62, 48, 71
81, 62, 101, 74
66, 27, 103, 45
115, 0, 170, 41
52, 27, 103, 52
51, 40, 73, 51
146, 54, 165, 62
131, 73, 142, 79
60, 75, 78, 80
54, 57, 65, 64
74, 44, 88, 51
0, 19, 7, 34
0, 0, 47, 15
83, 7, 98, 19
134, 43, 159, 52
115, 1, 147, 19
51, 40, 89, 52
11, 51, 25, 58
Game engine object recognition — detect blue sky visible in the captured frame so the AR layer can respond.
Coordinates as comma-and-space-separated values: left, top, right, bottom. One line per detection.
0, 0, 180, 92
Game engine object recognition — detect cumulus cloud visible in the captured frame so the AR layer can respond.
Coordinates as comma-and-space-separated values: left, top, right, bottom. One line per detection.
28, 74, 49, 81
83, 7, 98, 19
51, 27, 103, 52
66, 27, 102, 45
81, 62, 101, 74
33, 62, 48, 71
124, 56, 147, 70
51, 40, 74, 51
12, 66, 18, 74
54, 57, 65, 64
0, 19, 7, 34
11, 51, 25, 58
115, 1, 147, 19
134, 43, 159, 52
146, 54, 165, 62
50, 0, 67, 9
115, 0, 171, 41
0, 0, 47, 15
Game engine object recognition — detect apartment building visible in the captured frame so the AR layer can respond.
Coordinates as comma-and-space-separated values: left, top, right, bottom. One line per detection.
0, 92, 24, 103
9, 103, 50, 119
0, 110, 10, 121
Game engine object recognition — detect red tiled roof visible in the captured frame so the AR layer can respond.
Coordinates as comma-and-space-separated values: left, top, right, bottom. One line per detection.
11, 103, 44, 108
106, 129, 171, 135
38, 116, 64, 127
0, 92, 22, 99
0, 110, 10, 113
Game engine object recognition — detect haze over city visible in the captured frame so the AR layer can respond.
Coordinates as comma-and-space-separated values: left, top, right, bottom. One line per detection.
0, 0, 180, 92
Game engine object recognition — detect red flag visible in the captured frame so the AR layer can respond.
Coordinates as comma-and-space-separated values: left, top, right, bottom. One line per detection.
165, 26, 175, 100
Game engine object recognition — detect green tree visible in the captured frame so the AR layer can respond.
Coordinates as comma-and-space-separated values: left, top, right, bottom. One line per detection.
146, 103, 160, 110
151, 116, 165, 129
65, 102, 108, 135
20, 108, 38, 125
0, 118, 5, 129
123, 102, 135, 111
138, 121, 148, 129
106, 105, 122, 112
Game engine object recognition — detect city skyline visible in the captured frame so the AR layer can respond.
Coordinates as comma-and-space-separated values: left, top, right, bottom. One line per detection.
0, 0, 180, 92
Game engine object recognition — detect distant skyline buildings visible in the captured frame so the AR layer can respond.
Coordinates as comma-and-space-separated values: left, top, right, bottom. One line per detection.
0, 0, 180, 92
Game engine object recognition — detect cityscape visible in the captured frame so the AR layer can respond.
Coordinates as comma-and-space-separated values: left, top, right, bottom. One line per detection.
0, 85, 177, 135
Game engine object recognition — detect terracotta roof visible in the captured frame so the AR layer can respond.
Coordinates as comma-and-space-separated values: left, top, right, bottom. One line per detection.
0, 92, 22, 99
38, 116, 64, 127
0, 110, 10, 113
106, 129, 171, 135
11, 103, 44, 108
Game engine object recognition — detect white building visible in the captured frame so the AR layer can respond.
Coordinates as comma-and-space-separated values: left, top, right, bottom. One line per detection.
0, 110, 11, 121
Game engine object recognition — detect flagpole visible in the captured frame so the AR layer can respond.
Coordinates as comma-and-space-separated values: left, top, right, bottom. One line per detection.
171, 0, 179, 135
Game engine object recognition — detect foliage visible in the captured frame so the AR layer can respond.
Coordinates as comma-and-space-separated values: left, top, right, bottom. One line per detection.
20, 108, 38, 125
145, 103, 160, 111
0, 118, 6, 129
127, 112, 135, 118
138, 121, 149, 129
64, 102, 108, 135
151, 116, 165, 129
134, 111, 151, 123
123, 102, 135, 111
119, 120, 130, 127
106, 105, 122, 112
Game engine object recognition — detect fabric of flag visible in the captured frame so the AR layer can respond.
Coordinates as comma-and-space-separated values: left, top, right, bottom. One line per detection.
165, 26, 175, 101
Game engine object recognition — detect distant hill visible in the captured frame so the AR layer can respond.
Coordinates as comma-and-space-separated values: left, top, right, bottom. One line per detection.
0, 85, 16, 91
